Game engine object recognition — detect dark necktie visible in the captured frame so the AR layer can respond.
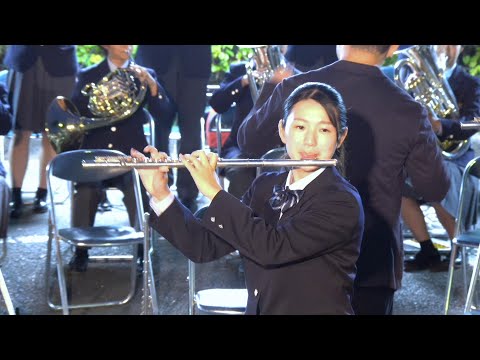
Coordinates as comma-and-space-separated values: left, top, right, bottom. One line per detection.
269, 185, 305, 214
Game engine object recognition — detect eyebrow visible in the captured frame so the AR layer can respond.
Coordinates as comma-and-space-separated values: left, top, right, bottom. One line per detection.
293, 117, 334, 125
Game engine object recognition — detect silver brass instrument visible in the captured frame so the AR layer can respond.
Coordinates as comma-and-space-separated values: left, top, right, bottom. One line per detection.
394, 45, 469, 160
45, 64, 147, 153
82, 156, 338, 169
238, 45, 287, 102
461, 118, 480, 130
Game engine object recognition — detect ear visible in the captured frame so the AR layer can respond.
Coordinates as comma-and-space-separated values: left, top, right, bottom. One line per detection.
387, 45, 400, 58
337, 127, 348, 148
278, 119, 287, 145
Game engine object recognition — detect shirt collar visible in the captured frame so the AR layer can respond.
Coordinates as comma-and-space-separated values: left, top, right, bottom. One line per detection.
285, 167, 326, 191
444, 63, 457, 80
107, 57, 129, 72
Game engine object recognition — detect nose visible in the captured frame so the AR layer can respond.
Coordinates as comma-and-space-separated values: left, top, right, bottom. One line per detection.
304, 130, 316, 147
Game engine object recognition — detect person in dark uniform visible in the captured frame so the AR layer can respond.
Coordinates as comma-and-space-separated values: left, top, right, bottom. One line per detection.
402, 45, 480, 272
132, 82, 364, 314
237, 45, 450, 315
0, 83, 12, 240
68, 45, 174, 272
135, 45, 212, 212
285, 45, 337, 72
209, 61, 256, 199
4, 45, 78, 218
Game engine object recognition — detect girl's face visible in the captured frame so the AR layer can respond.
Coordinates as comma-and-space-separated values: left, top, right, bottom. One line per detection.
279, 99, 346, 181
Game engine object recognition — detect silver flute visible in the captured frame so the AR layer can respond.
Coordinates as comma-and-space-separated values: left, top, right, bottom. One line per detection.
461, 117, 480, 130
82, 156, 338, 169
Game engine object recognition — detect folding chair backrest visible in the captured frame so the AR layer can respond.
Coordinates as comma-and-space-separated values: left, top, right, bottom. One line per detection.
50, 149, 131, 183
455, 156, 480, 235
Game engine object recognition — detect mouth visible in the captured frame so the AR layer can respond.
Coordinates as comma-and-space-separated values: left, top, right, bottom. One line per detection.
299, 154, 319, 160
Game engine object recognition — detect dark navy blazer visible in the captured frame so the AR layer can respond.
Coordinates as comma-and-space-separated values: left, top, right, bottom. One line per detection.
4, 45, 78, 77
151, 166, 364, 314
238, 60, 450, 291
135, 45, 211, 78
209, 62, 253, 157
71, 59, 175, 155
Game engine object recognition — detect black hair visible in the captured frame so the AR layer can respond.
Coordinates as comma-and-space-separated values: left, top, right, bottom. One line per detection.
350, 45, 391, 55
282, 82, 348, 175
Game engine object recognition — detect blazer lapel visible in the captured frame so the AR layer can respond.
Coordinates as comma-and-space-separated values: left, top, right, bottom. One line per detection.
278, 167, 337, 222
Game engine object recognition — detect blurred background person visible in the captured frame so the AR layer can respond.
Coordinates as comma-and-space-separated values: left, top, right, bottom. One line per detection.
209, 61, 256, 199
0, 82, 12, 239
68, 45, 174, 272
136, 45, 212, 212
285, 45, 338, 72
3, 45, 78, 218
402, 45, 480, 272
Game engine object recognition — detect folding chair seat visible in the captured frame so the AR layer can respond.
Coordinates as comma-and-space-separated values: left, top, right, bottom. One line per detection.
444, 155, 480, 314
188, 206, 247, 315
45, 149, 146, 315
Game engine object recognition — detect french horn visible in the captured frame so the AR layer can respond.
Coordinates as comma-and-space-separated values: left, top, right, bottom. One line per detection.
45, 65, 147, 153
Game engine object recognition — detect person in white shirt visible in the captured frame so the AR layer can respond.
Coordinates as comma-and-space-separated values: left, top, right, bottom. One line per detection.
68, 45, 174, 272
131, 82, 365, 314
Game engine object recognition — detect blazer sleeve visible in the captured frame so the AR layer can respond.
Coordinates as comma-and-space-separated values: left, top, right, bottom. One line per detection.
201, 188, 362, 267
209, 73, 246, 114
237, 80, 291, 158
405, 105, 450, 202
0, 84, 12, 135
438, 73, 480, 142
149, 198, 236, 263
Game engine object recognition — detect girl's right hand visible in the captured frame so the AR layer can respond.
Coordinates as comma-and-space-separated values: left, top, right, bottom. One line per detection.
130, 146, 172, 201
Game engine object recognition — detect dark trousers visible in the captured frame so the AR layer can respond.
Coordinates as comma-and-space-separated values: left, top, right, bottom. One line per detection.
154, 56, 210, 204
352, 286, 395, 315
72, 173, 148, 230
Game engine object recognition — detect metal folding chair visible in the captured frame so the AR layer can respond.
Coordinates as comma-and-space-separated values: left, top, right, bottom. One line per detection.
444, 155, 480, 314
45, 149, 145, 315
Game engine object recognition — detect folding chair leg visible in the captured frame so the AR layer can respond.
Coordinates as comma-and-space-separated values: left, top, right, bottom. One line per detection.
188, 260, 196, 315
444, 243, 458, 315
0, 267, 15, 315
464, 244, 480, 314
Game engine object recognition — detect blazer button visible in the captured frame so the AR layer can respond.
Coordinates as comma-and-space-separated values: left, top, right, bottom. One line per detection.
254, 289, 258, 297
210, 217, 215, 222
110, 126, 116, 132
108, 144, 113, 148
218, 224, 223, 229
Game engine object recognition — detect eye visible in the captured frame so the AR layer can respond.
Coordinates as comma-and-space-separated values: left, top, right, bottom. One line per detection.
295, 125, 305, 130
320, 128, 331, 133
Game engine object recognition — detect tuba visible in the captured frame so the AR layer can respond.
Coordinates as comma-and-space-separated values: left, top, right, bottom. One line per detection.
238, 45, 287, 102
394, 45, 470, 160
45, 64, 147, 153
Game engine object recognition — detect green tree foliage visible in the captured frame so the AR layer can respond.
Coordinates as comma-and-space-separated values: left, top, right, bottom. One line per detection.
75, 45, 252, 84
461, 45, 480, 77
211, 45, 253, 83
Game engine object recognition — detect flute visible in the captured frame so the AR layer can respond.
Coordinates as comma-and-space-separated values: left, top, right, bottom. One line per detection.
82, 156, 338, 169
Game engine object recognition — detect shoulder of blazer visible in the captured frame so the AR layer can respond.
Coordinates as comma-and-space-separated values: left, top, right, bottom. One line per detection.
78, 60, 109, 83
